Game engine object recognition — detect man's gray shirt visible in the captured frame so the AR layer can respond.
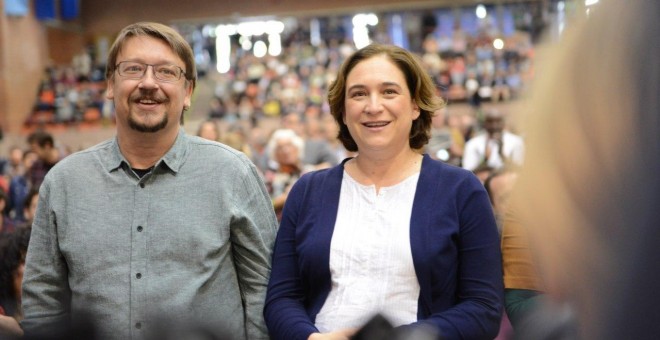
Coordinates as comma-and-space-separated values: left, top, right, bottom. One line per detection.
21, 129, 278, 339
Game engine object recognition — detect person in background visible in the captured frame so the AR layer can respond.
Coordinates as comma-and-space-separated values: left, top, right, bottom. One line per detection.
222, 123, 253, 158
490, 68, 511, 103
462, 109, 524, 173
0, 191, 16, 234
6, 150, 37, 222
426, 107, 464, 166
500, 206, 546, 331
0, 132, 8, 190
0, 175, 6, 196
1, 146, 25, 181
265, 43, 503, 340
484, 167, 519, 232
246, 126, 271, 175
196, 119, 222, 142
512, 1, 659, 339
0, 226, 31, 338
263, 129, 312, 221
281, 111, 338, 169
320, 113, 353, 163
301, 116, 338, 170
20, 188, 39, 227
21, 22, 277, 340
25, 131, 64, 189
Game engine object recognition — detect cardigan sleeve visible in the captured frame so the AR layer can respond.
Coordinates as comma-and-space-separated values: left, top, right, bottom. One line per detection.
408, 172, 504, 339
264, 176, 319, 340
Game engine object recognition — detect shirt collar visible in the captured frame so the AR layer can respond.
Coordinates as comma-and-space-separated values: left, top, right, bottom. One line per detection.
104, 128, 189, 174
159, 128, 188, 173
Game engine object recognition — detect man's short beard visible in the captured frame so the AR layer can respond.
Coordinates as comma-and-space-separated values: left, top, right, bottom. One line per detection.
128, 114, 169, 133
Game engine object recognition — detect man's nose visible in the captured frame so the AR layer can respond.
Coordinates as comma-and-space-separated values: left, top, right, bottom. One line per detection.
138, 65, 159, 88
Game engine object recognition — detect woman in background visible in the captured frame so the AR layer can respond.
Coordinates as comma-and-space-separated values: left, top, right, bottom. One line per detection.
263, 129, 311, 220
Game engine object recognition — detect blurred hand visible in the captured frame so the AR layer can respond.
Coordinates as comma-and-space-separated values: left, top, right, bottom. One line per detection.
0, 315, 23, 338
490, 131, 503, 144
308, 328, 357, 340
490, 132, 505, 158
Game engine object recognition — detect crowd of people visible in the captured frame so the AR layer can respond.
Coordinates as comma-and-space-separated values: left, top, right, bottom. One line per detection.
23, 10, 534, 132
26, 49, 112, 129
2, 0, 658, 338
194, 17, 533, 139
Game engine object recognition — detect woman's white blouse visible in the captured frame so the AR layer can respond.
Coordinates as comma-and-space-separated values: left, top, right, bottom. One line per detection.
315, 170, 421, 332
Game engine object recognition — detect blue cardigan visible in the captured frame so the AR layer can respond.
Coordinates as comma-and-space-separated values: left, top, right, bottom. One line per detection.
264, 154, 503, 340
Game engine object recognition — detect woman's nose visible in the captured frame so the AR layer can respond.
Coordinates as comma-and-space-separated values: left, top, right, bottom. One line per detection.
364, 95, 383, 114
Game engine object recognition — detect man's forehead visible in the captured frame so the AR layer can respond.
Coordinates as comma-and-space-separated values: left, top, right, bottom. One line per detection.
484, 109, 503, 118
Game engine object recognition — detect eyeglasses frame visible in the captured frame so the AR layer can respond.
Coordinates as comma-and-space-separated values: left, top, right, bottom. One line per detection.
114, 61, 187, 83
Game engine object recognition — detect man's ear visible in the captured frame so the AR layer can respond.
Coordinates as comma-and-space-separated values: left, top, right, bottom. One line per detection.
183, 81, 193, 109
106, 78, 115, 100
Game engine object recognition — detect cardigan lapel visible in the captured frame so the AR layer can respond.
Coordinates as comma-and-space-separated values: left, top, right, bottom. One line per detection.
410, 154, 435, 317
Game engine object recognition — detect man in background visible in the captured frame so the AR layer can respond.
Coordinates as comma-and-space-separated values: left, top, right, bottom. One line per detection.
25, 131, 63, 190
462, 109, 524, 173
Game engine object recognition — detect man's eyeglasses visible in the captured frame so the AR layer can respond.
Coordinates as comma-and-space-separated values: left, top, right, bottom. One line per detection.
115, 61, 186, 82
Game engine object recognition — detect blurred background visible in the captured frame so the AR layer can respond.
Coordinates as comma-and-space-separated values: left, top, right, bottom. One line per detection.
0, 0, 593, 151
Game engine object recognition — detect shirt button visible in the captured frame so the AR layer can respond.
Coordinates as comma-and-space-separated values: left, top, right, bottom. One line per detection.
139, 183, 145, 188
135, 322, 142, 329
137, 226, 143, 232
136, 273, 142, 279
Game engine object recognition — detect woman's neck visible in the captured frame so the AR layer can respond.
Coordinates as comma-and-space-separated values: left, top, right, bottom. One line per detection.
347, 150, 422, 191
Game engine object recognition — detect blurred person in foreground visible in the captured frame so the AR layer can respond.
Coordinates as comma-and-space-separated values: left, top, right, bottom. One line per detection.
265, 43, 503, 340
21, 22, 277, 340
512, 1, 660, 339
